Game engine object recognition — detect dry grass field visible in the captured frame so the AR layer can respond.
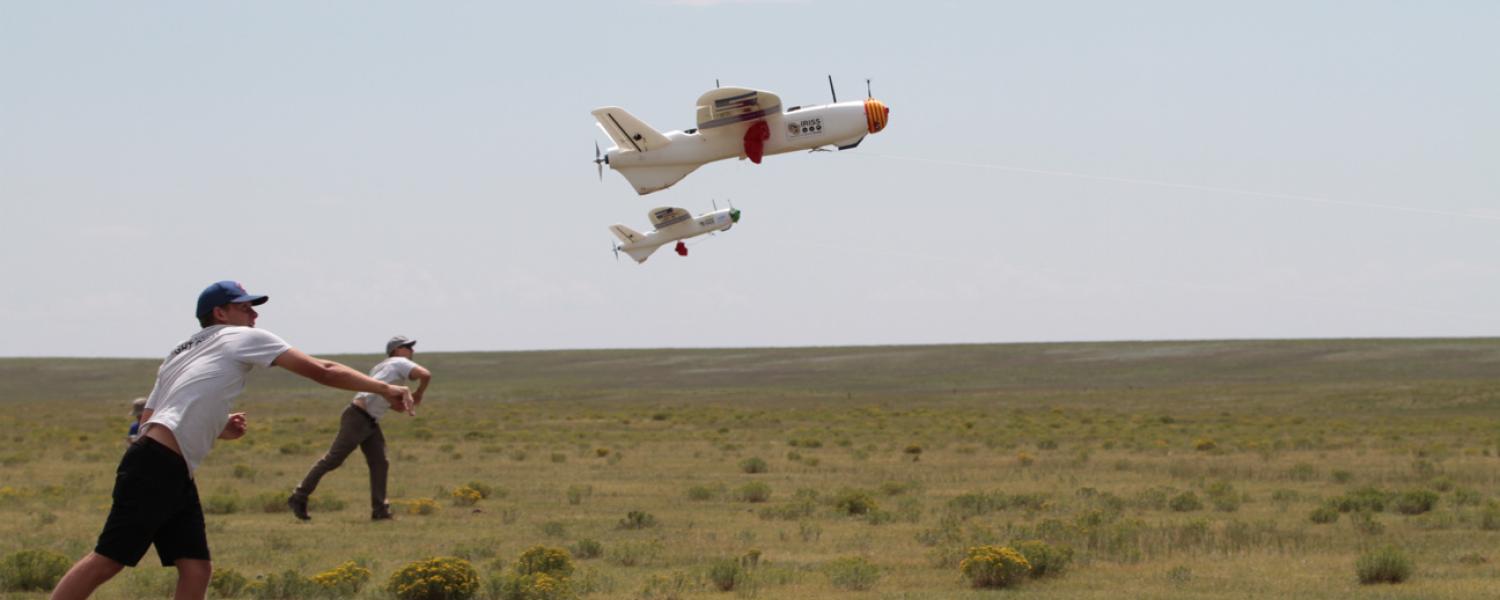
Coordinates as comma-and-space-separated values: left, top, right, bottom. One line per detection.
3, 339, 1500, 598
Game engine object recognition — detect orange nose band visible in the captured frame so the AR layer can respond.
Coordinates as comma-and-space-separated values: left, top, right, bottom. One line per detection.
864, 99, 889, 133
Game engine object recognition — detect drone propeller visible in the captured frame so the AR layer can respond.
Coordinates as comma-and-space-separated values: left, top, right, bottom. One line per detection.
593, 142, 607, 181
611, 239, 619, 261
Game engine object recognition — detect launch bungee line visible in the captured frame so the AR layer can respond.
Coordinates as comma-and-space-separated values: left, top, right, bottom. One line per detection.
855, 152, 1500, 224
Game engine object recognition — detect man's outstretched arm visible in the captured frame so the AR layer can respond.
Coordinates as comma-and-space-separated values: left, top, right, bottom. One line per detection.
273, 348, 412, 411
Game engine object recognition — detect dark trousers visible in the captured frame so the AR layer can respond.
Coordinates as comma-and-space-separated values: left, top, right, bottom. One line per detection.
293, 404, 388, 511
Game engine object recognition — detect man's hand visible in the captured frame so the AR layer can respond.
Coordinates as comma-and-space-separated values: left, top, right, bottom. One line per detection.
219, 412, 248, 440
383, 385, 414, 415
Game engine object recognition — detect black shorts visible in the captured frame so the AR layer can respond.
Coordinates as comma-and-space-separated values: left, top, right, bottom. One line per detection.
94, 437, 209, 567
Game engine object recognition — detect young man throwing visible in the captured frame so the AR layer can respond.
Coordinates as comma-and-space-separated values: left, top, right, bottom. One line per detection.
289, 335, 432, 521
51, 281, 412, 600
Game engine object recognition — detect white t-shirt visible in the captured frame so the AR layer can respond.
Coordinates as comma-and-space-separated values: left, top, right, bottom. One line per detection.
354, 357, 416, 421
143, 325, 291, 474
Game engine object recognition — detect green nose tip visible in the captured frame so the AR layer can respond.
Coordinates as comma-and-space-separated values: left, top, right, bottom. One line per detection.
730, 208, 741, 223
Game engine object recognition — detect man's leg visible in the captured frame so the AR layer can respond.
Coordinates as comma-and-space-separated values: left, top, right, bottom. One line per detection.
172, 559, 212, 600
50, 553, 124, 600
359, 422, 390, 515
290, 406, 371, 517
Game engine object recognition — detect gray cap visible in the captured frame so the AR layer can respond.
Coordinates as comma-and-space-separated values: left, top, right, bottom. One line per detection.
386, 335, 417, 356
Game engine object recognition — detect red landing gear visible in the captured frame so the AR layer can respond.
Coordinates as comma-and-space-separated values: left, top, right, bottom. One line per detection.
675, 241, 688, 257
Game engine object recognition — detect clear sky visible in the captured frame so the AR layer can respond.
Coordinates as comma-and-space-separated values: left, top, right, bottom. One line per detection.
3, 1, 1497, 358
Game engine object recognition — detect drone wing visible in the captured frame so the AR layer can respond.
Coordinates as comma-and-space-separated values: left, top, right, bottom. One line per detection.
647, 207, 693, 230
694, 87, 783, 133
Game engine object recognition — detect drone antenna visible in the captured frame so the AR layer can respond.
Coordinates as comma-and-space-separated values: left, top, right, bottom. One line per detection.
827, 75, 837, 103
866, 78, 872, 99
715, 78, 720, 88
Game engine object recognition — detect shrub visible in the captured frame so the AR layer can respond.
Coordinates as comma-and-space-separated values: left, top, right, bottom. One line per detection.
686, 484, 719, 501
739, 457, 768, 474
570, 539, 602, 560
1331, 469, 1354, 483
607, 541, 660, 567
824, 556, 880, 591
1013, 540, 1072, 578
1016, 451, 1035, 466
1309, 505, 1340, 524
465, 481, 495, 499
514, 546, 575, 579
310, 561, 372, 597
1192, 438, 1216, 451
617, 510, 657, 530
565, 485, 591, 505
451, 486, 482, 507
1287, 463, 1317, 481
735, 482, 772, 503
540, 522, 567, 538
834, 489, 878, 516
1169, 492, 1203, 512
0, 549, 70, 592
405, 498, 440, 516
959, 546, 1030, 589
490, 572, 572, 600
210, 567, 249, 598
1394, 490, 1439, 515
204, 493, 242, 515
387, 557, 480, 600
1356, 545, 1414, 584
707, 558, 747, 592
250, 570, 319, 599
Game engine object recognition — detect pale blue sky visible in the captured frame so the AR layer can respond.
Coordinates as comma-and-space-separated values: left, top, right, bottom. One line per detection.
3, 1, 1497, 357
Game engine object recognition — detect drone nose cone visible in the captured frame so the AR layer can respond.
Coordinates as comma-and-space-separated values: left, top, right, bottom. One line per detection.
864, 98, 890, 134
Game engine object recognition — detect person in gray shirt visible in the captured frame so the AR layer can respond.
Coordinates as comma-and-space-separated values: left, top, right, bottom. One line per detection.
289, 335, 432, 521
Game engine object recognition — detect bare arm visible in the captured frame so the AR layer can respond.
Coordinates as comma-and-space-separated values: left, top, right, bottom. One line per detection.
273, 348, 412, 412
409, 364, 432, 405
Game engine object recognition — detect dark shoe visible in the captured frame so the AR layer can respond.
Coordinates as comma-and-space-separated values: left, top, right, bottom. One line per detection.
288, 495, 311, 521
372, 504, 395, 521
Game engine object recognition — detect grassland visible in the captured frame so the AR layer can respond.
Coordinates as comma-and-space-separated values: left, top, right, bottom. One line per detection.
3, 339, 1500, 598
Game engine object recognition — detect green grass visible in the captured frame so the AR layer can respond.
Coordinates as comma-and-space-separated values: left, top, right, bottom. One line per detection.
3, 339, 1500, 598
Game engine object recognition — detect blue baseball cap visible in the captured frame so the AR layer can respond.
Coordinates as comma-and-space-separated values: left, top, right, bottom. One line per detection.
195, 280, 269, 318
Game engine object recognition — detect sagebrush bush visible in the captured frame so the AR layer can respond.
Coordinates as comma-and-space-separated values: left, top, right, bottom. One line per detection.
0, 549, 70, 592
405, 498, 440, 515
514, 546, 575, 579
824, 556, 880, 591
959, 545, 1030, 589
311, 561, 372, 597
735, 482, 772, 503
1356, 545, 1414, 584
1309, 505, 1340, 524
1169, 492, 1203, 512
465, 481, 494, 499
707, 558, 747, 592
834, 489, 878, 516
210, 567, 249, 598
617, 510, 657, 530
491, 572, 572, 600
1013, 540, 1073, 578
739, 457, 768, 474
250, 570, 318, 599
451, 486, 482, 506
570, 539, 602, 560
1394, 490, 1438, 515
387, 557, 479, 600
